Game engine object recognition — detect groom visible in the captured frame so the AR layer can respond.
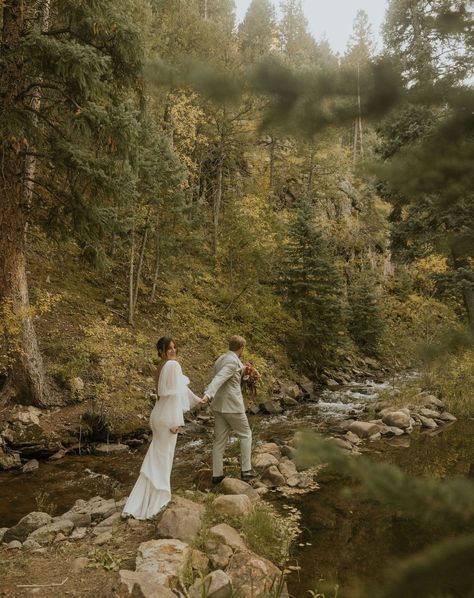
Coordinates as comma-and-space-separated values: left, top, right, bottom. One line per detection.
203, 335, 256, 484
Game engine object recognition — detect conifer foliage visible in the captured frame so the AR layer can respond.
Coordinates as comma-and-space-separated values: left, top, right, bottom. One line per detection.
278, 199, 346, 372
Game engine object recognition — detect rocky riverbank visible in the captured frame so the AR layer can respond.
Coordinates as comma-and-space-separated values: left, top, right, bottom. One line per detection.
1, 440, 314, 598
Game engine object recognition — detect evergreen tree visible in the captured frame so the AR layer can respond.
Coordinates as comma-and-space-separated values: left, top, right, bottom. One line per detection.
239, 0, 277, 64
279, 0, 318, 68
0, 0, 149, 405
349, 272, 385, 356
278, 199, 346, 372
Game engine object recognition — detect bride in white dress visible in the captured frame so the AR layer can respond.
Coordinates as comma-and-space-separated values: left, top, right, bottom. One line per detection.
123, 337, 203, 520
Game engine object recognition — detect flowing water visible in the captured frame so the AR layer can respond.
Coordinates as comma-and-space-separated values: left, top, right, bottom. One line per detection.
1, 376, 473, 596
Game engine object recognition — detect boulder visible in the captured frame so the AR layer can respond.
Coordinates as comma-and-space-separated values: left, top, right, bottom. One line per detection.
94, 443, 129, 454
135, 539, 192, 588
419, 416, 437, 429
213, 495, 253, 518
1, 420, 60, 456
119, 570, 177, 597
155, 496, 205, 543
284, 384, 302, 399
210, 543, 234, 569
3, 511, 52, 543
56, 510, 91, 528
21, 459, 39, 473
0, 447, 21, 470
257, 443, 282, 460
261, 465, 285, 488
282, 397, 299, 408
226, 551, 286, 598
208, 523, 247, 552
219, 478, 259, 502
420, 408, 441, 419
28, 519, 74, 544
189, 570, 233, 598
382, 411, 411, 429
48, 449, 66, 461
277, 458, 301, 486
280, 445, 296, 460
348, 421, 381, 439
254, 453, 279, 472
96, 512, 122, 528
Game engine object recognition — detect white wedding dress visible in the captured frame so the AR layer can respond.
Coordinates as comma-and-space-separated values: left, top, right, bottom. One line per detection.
122, 359, 200, 520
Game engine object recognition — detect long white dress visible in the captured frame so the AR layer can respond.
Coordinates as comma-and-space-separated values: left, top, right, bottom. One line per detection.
122, 359, 200, 520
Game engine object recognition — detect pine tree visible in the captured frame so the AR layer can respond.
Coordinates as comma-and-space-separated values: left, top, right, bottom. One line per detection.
349, 273, 385, 356
239, 0, 277, 64
279, 0, 318, 68
279, 199, 346, 372
0, 0, 148, 405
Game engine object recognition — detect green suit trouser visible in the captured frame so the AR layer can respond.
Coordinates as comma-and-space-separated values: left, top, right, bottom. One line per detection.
212, 411, 252, 477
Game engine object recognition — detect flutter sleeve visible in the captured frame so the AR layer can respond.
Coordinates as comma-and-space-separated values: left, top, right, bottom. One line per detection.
158, 360, 200, 422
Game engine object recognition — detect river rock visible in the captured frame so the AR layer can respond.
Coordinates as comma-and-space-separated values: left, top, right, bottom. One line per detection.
28, 519, 74, 544
282, 397, 299, 408
382, 411, 411, 429
156, 496, 205, 543
3, 512, 52, 543
70, 527, 88, 540
135, 539, 191, 588
420, 408, 440, 419
261, 401, 283, 415
257, 443, 282, 460
22, 539, 41, 550
278, 458, 301, 486
210, 544, 234, 569
119, 570, 177, 597
333, 438, 353, 451
261, 465, 285, 488
226, 551, 286, 597
344, 431, 362, 445
94, 443, 129, 454
213, 494, 253, 518
208, 523, 247, 552
1, 420, 60, 456
56, 510, 91, 528
419, 416, 437, 429
437, 412, 457, 422
7, 540, 22, 550
348, 421, 381, 439
0, 447, 21, 470
254, 453, 279, 472
382, 426, 405, 436
64, 496, 117, 522
284, 384, 302, 400
21, 459, 39, 473
189, 570, 233, 598
48, 449, 66, 461
422, 395, 444, 408
219, 478, 259, 501
280, 445, 296, 459
96, 512, 122, 528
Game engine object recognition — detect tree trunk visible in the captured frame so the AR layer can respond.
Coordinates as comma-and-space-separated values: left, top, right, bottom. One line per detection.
213, 157, 223, 260
132, 226, 148, 316
452, 250, 474, 332
0, 2, 50, 406
150, 217, 161, 302
128, 217, 136, 326
269, 135, 276, 189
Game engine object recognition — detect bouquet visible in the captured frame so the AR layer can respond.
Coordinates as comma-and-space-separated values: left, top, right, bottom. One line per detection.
241, 363, 261, 398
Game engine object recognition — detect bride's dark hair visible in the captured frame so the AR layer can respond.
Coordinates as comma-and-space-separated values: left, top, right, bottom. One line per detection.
156, 336, 177, 357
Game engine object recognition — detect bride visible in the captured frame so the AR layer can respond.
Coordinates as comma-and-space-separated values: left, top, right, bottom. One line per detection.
123, 336, 204, 520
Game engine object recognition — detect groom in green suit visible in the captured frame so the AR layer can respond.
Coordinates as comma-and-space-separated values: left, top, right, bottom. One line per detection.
203, 335, 256, 484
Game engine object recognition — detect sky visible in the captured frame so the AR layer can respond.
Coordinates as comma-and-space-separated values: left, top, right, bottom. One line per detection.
234, 0, 389, 55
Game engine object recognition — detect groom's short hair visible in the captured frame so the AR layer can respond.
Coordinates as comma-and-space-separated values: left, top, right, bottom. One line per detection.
229, 335, 246, 351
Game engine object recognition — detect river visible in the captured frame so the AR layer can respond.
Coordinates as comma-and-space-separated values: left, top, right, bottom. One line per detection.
1, 376, 473, 596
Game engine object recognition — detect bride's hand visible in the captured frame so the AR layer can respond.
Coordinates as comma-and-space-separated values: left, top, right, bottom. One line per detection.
170, 426, 179, 434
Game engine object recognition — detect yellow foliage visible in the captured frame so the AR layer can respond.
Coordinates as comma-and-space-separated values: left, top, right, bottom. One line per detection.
427, 350, 474, 417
